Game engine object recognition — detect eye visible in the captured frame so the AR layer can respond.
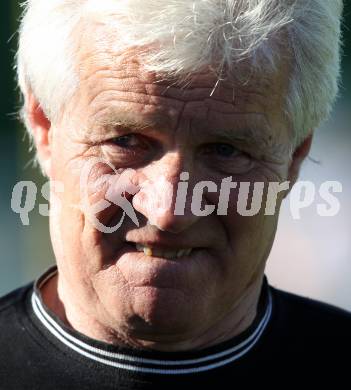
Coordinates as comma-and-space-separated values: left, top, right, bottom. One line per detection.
203, 143, 240, 158
102, 133, 158, 168
213, 143, 237, 158
201, 142, 254, 174
110, 134, 144, 149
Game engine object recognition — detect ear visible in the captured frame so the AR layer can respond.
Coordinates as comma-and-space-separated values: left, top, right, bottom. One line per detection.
286, 133, 313, 190
26, 92, 52, 177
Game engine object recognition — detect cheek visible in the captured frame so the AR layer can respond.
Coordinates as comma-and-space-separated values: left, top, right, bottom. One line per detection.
204, 165, 289, 216
53, 150, 115, 217
204, 175, 282, 270
217, 211, 278, 295
48, 155, 114, 263
218, 179, 282, 242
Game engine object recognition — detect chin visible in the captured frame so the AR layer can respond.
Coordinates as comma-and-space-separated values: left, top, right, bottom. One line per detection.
121, 286, 202, 336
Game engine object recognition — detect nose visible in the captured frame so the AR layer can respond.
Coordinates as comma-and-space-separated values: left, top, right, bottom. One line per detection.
132, 152, 200, 234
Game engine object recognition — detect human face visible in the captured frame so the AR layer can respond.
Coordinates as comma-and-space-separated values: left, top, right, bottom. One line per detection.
45, 36, 294, 349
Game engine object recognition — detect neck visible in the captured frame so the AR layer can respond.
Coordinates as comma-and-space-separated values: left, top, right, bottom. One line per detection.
41, 272, 265, 352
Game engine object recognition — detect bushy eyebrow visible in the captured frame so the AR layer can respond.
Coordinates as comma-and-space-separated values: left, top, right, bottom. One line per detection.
205, 126, 267, 143
86, 107, 284, 154
86, 108, 174, 138
190, 113, 273, 145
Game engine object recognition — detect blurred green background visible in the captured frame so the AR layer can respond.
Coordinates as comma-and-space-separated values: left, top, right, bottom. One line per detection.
1, 1, 351, 308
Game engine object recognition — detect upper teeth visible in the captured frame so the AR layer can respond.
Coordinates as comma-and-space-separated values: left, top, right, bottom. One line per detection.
135, 244, 192, 259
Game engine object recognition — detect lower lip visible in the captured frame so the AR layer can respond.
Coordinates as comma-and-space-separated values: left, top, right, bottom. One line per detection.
112, 244, 207, 286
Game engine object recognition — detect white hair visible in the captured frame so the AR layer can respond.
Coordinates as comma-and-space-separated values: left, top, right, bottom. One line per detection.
17, 0, 343, 149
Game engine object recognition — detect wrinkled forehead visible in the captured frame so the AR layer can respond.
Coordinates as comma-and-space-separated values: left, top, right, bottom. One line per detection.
75, 38, 289, 102
70, 16, 292, 146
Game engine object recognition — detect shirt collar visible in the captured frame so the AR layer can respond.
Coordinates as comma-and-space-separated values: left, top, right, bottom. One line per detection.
31, 265, 273, 375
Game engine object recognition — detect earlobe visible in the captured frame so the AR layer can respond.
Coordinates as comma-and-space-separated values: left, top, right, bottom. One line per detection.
286, 133, 313, 194
26, 92, 52, 176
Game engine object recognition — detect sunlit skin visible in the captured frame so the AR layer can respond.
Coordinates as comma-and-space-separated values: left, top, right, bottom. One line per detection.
28, 23, 312, 351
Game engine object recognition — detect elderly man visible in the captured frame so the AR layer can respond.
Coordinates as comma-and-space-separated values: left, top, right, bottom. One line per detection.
0, 0, 350, 388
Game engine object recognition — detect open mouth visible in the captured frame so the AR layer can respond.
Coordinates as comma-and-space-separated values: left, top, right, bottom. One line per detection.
124, 242, 195, 260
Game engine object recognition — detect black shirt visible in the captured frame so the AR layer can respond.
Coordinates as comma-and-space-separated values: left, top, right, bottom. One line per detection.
0, 267, 350, 389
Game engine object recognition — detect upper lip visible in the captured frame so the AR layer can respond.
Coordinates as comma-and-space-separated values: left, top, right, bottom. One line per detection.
126, 241, 198, 250
124, 229, 206, 250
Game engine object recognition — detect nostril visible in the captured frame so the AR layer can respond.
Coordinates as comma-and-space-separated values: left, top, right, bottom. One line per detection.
124, 241, 138, 251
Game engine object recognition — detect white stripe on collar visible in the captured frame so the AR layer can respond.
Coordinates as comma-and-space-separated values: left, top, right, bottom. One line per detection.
31, 269, 272, 375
